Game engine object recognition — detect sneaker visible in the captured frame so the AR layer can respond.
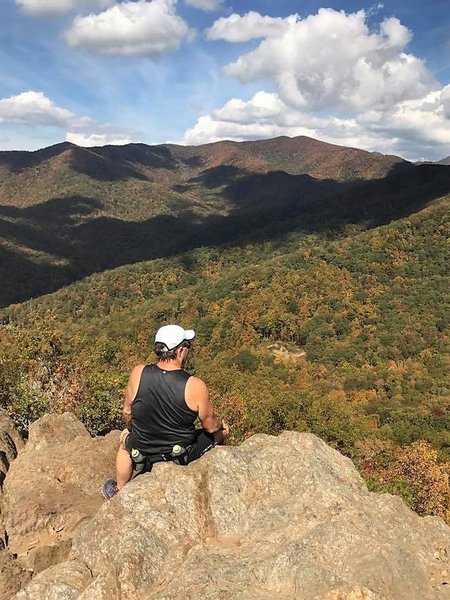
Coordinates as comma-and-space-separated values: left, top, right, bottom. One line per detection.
102, 478, 119, 499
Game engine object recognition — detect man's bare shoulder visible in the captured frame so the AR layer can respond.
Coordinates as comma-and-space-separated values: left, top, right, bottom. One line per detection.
186, 375, 208, 391
127, 364, 146, 387
185, 375, 209, 413
131, 364, 146, 376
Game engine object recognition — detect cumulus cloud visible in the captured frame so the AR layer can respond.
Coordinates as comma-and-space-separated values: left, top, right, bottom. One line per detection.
368, 86, 450, 146
206, 11, 293, 42
440, 85, 450, 119
210, 8, 436, 114
64, 0, 195, 56
212, 91, 286, 123
0, 91, 93, 128
0, 91, 133, 147
66, 132, 132, 146
183, 115, 294, 146
183, 92, 374, 147
184, 0, 223, 11
15, 0, 113, 17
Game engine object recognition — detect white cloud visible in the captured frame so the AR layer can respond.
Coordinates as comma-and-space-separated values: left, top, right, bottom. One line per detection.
183, 114, 295, 146
184, 0, 223, 12
212, 91, 286, 123
0, 91, 93, 128
66, 132, 132, 146
441, 85, 450, 119
183, 91, 370, 146
211, 8, 436, 114
0, 91, 134, 147
367, 3, 384, 18
206, 11, 293, 42
15, 0, 113, 17
367, 86, 450, 146
64, 0, 195, 56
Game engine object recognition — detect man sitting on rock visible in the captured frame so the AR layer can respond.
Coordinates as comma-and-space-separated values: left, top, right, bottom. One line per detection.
102, 324, 228, 498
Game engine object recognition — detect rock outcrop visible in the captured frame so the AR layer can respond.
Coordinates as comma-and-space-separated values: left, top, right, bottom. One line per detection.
0, 410, 28, 598
10, 428, 450, 600
0, 409, 24, 540
0, 409, 24, 490
2, 412, 119, 575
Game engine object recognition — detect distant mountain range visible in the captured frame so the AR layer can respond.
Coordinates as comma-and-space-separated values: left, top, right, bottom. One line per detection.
0, 135, 406, 200
0, 135, 449, 307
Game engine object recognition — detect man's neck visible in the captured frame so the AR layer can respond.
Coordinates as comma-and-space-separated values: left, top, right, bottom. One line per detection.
157, 359, 183, 371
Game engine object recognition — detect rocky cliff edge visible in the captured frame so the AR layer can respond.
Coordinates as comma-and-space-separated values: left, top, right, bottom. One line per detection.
0, 412, 449, 600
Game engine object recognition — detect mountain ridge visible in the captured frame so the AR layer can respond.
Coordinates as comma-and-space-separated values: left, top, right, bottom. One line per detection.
1, 134, 448, 306
0, 135, 408, 193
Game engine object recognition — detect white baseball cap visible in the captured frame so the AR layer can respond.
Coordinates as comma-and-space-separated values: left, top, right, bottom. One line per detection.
155, 325, 196, 350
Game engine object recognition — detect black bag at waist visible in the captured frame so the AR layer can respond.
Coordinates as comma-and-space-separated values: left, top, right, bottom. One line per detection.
130, 443, 191, 476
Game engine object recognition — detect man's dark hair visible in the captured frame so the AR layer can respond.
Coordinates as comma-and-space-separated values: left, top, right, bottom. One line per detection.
155, 340, 191, 361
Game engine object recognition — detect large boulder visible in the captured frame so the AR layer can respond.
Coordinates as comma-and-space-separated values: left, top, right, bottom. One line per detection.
13, 431, 450, 600
2, 412, 120, 574
26, 412, 90, 453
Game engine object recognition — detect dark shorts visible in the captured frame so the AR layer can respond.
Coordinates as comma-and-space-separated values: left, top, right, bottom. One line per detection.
187, 429, 217, 462
125, 429, 216, 466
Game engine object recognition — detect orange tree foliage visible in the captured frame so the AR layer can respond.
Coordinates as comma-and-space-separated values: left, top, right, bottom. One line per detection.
358, 438, 450, 524
391, 441, 450, 522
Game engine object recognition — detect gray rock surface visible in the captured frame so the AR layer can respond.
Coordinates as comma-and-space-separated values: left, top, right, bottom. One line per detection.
0, 409, 24, 489
12, 430, 450, 600
2, 412, 119, 575
0, 409, 27, 598
0, 549, 32, 599
0, 410, 24, 539
26, 412, 90, 453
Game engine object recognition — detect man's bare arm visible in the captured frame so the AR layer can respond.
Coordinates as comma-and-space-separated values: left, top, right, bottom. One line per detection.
123, 364, 145, 430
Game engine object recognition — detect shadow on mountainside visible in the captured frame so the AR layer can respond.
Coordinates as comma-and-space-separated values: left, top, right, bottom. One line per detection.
0, 143, 202, 182
173, 166, 343, 207
0, 163, 449, 306
0, 144, 73, 172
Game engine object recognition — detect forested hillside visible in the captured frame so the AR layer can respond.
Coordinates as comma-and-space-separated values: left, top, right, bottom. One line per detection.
0, 136, 449, 522
0, 136, 417, 306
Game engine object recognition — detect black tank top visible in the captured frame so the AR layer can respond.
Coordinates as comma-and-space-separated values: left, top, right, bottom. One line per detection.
129, 364, 197, 455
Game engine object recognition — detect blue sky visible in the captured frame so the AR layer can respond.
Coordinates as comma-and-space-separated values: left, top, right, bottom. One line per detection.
0, 0, 449, 160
